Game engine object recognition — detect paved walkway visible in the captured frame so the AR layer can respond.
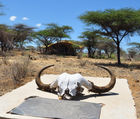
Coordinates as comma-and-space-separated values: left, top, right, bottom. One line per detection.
0, 74, 137, 119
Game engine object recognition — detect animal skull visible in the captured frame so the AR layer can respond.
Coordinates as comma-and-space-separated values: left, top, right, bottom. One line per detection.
35, 65, 116, 100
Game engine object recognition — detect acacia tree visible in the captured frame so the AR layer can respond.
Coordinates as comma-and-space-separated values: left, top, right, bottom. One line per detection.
80, 8, 140, 65
13, 24, 34, 49
128, 42, 140, 52
128, 42, 140, 58
79, 31, 99, 58
0, 24, 14, 52
97, 37, 116, 58
47, 23, 73, 41
0, 3, 15, 52
127, 48, 138, 58
33, 23, 73, 52
33, 30, 56, 52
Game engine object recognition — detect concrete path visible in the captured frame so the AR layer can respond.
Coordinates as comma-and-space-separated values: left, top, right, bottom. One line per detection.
0, 74, 137, 119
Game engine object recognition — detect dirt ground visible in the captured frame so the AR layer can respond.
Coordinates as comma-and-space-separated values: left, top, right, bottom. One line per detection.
0, 51, 140, 119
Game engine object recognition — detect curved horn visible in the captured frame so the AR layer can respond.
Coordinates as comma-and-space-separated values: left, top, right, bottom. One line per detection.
89, 66, 116, 94
35, 65, 54, 90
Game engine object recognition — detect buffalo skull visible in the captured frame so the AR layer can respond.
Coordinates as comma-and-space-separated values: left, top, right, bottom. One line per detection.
35, 65, 116, 100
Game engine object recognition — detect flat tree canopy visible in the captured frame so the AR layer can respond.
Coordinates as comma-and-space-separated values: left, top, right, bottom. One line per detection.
33, 23, 73, 52
128, 42, 140, 51
80, 8, 140, 64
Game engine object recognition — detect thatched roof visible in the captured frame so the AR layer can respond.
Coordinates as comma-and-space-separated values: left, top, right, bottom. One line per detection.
47, 41, 83, 55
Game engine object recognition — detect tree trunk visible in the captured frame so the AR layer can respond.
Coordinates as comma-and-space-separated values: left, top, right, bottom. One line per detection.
19, 42, 24, 50
1, 43, 6, 52
1, 44, 4, 52
117, 42, 121, 65
107, 53, 110, 58
45, 46, 48, 54
88, 46, 92, 58
97, 50, 101, 58
92, 49, 96, 57
109, 52, 112, 58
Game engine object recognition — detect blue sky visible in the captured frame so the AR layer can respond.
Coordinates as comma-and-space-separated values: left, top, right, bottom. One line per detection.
0, 0, 140, 50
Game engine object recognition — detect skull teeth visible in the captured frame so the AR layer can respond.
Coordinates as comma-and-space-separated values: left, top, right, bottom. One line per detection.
63, 94, 72, 100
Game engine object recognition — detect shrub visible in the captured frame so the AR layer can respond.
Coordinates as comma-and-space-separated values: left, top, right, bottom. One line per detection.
79, 60, 87, 67
10, 57, 30, 83
77, 52, 82, 59
1, 55, 9, 65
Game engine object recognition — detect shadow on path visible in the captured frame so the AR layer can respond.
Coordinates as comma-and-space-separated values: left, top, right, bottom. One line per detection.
37, 88, 119, 101
72, 92, 119, 101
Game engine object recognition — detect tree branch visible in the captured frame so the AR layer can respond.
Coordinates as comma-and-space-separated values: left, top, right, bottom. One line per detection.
120, 31, 129, 42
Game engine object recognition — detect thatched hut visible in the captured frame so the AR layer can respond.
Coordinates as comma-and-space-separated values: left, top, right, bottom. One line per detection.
47, 41, 83, 56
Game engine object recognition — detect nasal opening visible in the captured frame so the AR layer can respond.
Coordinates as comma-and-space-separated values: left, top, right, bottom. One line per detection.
65, 88, 69, 94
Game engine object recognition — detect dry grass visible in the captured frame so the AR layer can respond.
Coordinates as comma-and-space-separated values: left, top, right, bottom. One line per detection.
0, 54, 36, 95
0, 51, 140, 119
10, 57, 30, 83
1, 56, 9, 65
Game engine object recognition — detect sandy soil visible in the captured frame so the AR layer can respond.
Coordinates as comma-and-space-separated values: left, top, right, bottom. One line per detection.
0, 53, 140, 119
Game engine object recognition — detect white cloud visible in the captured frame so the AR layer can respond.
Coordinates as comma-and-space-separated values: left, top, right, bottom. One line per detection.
9, 16, 17, 21
22, 17, 29, 20
36, 23, 42, 27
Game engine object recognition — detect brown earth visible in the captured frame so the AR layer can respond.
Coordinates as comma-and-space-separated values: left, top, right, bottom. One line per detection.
0, 51, 140, 119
